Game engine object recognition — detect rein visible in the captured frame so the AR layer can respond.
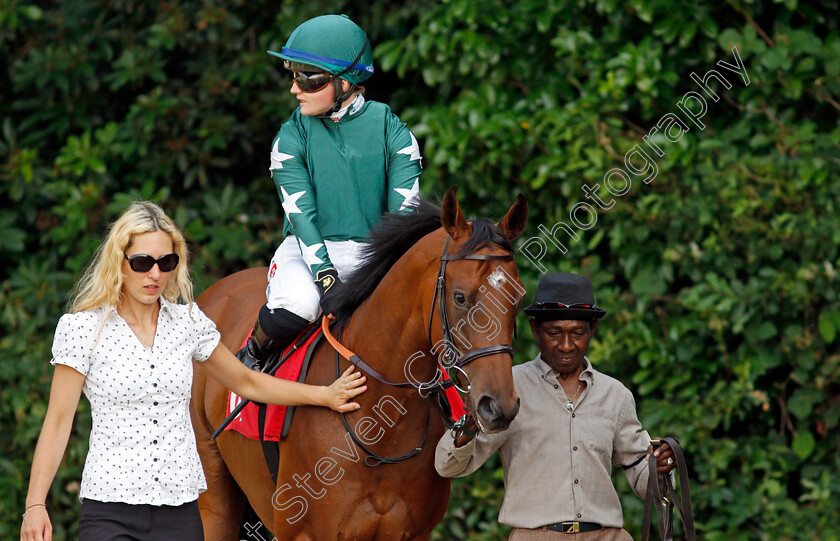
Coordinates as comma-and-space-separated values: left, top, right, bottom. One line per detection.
641, 437, 696, 541
332, 324, 432, 467
321, 234, 516, 465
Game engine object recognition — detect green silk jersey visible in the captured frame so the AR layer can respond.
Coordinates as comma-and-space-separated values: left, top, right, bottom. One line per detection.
270, 98, 422, 277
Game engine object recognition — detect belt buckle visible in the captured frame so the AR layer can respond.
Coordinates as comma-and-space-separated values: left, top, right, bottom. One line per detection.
561, 522, 580, 533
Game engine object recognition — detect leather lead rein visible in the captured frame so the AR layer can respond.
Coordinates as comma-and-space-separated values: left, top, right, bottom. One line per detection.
641, 436, 696, 541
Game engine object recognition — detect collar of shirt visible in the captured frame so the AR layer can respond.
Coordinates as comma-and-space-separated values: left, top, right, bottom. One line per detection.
157, 297, 177, 318
534, 355, 595, 386
330, 93, 366, 121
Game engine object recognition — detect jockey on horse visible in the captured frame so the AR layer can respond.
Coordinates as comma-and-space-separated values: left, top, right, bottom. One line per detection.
238, 14, 424, 368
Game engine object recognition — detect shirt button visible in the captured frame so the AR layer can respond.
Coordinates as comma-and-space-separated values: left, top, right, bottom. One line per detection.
154, 477, 159, 482
153, 402, 158, 406
574, 479, 579, 484
571, 413, 576, 418
154, 458, 158, 462
573, 446, 578, 451
553, 384, 558, 389
541, 375, 545, 379
153, 383, 158, 388
153, 420, 158, 424
577, 514, 582, 519
153, 439, 158, 444
150, 365, 155, 369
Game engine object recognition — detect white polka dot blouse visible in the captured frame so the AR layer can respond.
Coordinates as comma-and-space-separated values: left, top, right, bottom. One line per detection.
50, 298, 221, 505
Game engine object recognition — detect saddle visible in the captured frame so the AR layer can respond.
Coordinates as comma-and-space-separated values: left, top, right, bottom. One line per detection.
224, 325, 323, 483
224, 326, 323, 441
641, 436, 696, 541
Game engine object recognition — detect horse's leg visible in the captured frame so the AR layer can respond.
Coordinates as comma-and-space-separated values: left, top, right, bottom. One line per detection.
193, 267, 278, 535
196, 440, 247, 541
195, 364, 276, 538
192, 364, 247, 541
216, 429, 277, 526
205, 365, 276, 529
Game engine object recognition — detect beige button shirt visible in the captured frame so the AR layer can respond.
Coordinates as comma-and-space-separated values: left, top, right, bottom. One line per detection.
435, 356, 651, 529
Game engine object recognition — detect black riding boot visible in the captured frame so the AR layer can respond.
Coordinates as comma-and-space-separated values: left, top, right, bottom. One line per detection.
236, 321, 280, 371
237, 305, 310, 371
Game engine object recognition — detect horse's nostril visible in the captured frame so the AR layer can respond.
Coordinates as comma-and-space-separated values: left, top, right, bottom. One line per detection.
477, 396, 502, 422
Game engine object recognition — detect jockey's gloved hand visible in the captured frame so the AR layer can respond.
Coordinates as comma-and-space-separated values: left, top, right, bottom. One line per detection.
315, 268, 343, 316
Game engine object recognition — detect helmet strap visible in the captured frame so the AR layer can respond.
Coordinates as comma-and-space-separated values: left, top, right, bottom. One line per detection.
313, 79, 357, 118
316, 34, 370, 118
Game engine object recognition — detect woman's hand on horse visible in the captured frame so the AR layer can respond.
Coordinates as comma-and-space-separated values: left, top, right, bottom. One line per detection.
20, 506, 52, 541
322, 365, 367, 412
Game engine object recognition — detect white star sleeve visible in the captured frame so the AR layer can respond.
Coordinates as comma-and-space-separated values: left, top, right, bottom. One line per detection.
270, 120, 333, 276
386, 113, 423, 214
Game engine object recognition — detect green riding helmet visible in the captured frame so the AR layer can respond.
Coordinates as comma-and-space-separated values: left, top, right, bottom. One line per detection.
268, 14, 374, 86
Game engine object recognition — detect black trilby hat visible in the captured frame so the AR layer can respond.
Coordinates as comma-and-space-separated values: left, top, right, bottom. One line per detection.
523, 273, 607, 321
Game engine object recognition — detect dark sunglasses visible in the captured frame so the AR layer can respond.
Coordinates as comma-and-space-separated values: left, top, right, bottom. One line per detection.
534, 302, 595, 309
291, 71, 333, 93
124, 253, 179, 273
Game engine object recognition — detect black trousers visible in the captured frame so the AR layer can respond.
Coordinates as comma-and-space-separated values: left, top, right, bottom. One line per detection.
79, 498, 203, 541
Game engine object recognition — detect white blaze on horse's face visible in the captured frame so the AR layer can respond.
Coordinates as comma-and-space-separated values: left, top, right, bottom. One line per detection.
487, 269, 507, 290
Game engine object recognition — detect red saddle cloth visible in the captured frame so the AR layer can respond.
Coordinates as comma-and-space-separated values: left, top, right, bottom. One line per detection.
224, 329, 322, 441
224, 331, 467, 441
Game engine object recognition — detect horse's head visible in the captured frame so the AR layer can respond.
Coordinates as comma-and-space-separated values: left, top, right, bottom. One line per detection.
433, 187, 528, 433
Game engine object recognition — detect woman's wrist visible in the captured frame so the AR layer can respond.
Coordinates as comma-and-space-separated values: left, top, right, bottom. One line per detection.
317, 385, 330, 407
24, 497, 47, 509
22, 503, 47, 518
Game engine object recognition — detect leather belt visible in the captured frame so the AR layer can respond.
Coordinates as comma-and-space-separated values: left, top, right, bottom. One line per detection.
545, 521, 602, 533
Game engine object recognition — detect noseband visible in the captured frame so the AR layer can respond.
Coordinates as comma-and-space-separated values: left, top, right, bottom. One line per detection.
426, 236, 515, 392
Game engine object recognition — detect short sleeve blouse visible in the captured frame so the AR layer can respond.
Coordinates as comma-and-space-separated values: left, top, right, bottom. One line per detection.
51, 298, 221, 505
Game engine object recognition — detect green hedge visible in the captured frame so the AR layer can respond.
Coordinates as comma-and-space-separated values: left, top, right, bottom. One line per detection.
2, 1, 838, 539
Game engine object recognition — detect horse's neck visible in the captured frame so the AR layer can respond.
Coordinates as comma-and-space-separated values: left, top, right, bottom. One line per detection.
342, 248, 439, 386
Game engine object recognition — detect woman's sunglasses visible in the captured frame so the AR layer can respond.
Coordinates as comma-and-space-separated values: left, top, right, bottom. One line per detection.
292, 71, 333, 93
124, 253, 180, 273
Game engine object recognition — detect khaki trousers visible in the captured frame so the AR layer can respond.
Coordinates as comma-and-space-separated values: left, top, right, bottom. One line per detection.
509, 527, 633, 541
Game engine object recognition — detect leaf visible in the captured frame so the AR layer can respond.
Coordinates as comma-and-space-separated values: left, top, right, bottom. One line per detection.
817, 310, 840, 344
792, 431, 815, 459
787, 388, 821, 420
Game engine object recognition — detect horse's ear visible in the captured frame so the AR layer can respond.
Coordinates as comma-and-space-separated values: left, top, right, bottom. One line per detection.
441, 186, 472, 241
497, 194, 528, 241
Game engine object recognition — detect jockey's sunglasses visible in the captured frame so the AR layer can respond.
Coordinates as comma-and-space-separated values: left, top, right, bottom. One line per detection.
291, 71, 334, 93
124, 253, 180, 273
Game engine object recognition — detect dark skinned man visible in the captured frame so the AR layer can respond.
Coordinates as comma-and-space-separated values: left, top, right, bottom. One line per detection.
436, 273, 676, 541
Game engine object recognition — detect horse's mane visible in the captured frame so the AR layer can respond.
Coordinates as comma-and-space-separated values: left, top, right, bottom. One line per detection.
331, 199, 513, 322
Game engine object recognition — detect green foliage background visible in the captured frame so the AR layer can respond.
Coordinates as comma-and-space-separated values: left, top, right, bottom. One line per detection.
2, 0, 839, 539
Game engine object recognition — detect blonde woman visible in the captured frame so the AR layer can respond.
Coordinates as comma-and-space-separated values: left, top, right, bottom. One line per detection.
20, 202, 366, 541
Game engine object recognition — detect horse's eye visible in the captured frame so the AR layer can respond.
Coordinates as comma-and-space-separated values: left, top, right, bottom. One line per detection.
453, 291, 467, 307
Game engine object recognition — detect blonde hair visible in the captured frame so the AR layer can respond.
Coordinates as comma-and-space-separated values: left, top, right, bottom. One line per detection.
69, 201, 194, 313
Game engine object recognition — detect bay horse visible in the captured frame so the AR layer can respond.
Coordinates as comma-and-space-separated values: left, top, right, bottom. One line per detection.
191, 188, 528, 540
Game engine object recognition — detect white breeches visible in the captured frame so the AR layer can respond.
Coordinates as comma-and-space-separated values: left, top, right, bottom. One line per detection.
265, 236, 366, 322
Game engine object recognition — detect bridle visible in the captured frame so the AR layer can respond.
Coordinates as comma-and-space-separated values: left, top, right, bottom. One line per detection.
326, 234, 517, 465
425, 236, 515, 395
